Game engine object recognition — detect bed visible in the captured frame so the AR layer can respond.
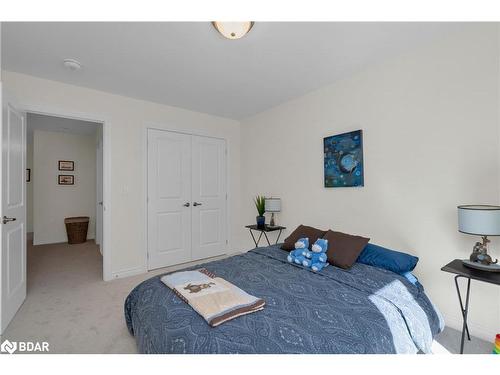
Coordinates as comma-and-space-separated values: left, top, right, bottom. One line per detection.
125, 244, 444, 354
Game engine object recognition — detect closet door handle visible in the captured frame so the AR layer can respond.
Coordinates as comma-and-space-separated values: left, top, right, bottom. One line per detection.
193, 202, 202, 206
183, 202, 190, 207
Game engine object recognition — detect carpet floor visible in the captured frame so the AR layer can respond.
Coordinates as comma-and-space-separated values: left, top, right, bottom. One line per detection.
0, 240, 493, 354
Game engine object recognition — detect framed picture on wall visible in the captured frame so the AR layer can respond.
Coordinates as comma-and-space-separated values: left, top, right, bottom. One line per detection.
58, 160, 74, 171
58, 175, 74, 185
26, 168, 31, 182
324, 129, 364, 188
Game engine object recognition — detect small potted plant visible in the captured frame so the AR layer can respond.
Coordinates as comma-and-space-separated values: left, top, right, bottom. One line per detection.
254, 195, 266, 229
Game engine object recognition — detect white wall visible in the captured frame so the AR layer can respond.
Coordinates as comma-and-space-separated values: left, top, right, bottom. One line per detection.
33, 130, 97, 245
1, 70, 242, 280
241, 24, 500, 340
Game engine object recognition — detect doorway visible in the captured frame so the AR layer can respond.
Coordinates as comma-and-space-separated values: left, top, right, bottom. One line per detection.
27, 113, 103, 250
23, 112, 104, 296
0, 102, 112, 336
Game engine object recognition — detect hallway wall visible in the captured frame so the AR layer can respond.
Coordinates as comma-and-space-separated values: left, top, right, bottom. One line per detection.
33, 130, 97, 245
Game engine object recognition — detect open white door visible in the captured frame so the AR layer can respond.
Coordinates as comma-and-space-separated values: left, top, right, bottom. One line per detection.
0, 90, 27, 334
96, 128, 103, 250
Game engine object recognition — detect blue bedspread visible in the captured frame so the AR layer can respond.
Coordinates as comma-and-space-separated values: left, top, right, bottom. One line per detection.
125, 245, 444, 354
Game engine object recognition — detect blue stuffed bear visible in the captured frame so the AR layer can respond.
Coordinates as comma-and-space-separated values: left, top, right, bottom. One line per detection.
302, 238, 329, 272
287, 237, 309, 264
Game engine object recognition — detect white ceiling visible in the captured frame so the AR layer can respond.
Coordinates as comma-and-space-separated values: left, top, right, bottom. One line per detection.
3, 22, 462, 119
27, 113, 100, 143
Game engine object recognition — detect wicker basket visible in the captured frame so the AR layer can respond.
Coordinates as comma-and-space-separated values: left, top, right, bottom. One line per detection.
64, 216, 90, 244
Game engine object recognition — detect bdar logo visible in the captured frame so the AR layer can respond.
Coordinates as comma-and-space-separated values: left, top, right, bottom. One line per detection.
0, 340, 49, 353
1, 340, 17, 354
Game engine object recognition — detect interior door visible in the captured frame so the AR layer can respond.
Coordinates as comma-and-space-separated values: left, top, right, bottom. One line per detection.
147, 129, 192, 270
0, 92, 27, 334
191, 135, 227, 260
95, 128, 103, 249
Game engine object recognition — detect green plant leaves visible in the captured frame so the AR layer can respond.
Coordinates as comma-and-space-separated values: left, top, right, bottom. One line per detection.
254, 195, 266, 216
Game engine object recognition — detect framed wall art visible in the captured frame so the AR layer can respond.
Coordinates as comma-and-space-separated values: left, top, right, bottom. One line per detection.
58, 175, 74, 185
58, 160, 74, 171
324, 130, 364, 188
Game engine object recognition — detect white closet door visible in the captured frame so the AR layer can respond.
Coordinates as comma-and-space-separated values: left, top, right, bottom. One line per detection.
191, 135, 227, 260
147, 129, 192, 270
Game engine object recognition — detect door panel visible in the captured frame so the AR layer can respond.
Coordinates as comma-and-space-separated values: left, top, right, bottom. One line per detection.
157, 139, 183, 198
96, 131, 103, 247
157, 212, 182, 251
199, 142, 220, 197
147, 129, 191, 270
7, 225, 24, 296
1, 98, 27, 334
7, 116, 24, 208
191, 136, 227, 260
199, 209, 220, 244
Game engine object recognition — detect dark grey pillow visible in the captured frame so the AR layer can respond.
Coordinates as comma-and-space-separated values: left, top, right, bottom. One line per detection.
281, 225, 327, 250
323, 230, 370, 269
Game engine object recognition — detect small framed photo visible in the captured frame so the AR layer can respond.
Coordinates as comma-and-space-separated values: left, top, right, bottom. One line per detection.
26, 168, 31, 182
58, 160, 74, 171
58, 175, 74, 185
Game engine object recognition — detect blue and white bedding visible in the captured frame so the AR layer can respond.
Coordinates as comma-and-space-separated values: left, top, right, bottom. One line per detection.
124, 245, 444, 354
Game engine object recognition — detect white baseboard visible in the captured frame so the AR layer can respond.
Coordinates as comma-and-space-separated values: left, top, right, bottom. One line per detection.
445, 313, 497, 342
110, 266, 146, 280
32, 236, 96, 246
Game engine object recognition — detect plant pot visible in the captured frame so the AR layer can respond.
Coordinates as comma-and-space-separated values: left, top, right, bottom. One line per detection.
256, 215, 265, 229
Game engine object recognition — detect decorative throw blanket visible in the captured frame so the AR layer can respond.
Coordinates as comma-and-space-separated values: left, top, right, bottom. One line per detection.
161, 268, 265, 327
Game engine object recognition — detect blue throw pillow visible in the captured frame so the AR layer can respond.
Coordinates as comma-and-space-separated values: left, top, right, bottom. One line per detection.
357, 243, 419, 274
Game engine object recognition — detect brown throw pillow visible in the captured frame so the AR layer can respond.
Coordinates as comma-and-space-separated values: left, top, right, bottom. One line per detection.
281, 225, 327, 250
323, 230, 370, 269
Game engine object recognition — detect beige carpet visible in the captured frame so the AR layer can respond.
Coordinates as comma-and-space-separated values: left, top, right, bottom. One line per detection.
0, 240, 492, 354
0, 240, 227, 354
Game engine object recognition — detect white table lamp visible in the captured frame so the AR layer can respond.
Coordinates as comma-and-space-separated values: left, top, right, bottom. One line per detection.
458, 205, 500, 269
265, 198, 281, 227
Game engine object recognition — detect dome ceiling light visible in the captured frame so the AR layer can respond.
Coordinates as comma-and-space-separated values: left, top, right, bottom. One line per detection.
212, 22, 254, 40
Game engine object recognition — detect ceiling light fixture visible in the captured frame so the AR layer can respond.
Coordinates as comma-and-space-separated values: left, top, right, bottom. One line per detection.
212, 22, 254, 40
62, 58, 83, 71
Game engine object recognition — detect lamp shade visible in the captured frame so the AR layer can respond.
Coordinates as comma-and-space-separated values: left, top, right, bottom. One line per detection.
458, 205, 500, 236
265, 198, 281, 213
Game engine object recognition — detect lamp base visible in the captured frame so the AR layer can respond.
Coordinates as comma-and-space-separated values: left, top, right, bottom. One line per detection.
468, 235, 498, 266
462, 259, 500, 272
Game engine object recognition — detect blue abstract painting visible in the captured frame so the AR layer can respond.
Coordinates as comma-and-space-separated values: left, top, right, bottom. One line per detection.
324, 130, 364, 188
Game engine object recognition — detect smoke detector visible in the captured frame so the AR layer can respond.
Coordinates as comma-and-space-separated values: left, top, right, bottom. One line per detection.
62, 59, 82, 71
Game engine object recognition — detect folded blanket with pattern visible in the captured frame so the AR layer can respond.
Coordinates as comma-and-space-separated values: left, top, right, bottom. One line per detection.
161, 268, 265, 327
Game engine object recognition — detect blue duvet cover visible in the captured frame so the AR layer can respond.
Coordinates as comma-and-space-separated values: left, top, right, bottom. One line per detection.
125, 245, 444, 354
